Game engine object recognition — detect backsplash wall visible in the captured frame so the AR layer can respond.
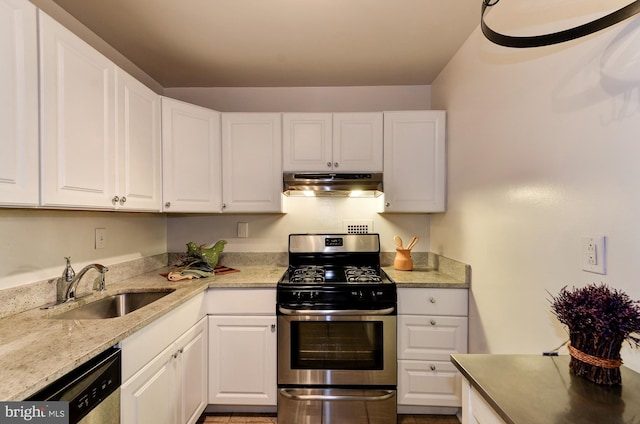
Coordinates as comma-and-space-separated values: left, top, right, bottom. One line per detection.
166, 197, 430, 254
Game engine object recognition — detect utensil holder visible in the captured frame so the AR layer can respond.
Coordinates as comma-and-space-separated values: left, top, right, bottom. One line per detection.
394, 249, 413, 271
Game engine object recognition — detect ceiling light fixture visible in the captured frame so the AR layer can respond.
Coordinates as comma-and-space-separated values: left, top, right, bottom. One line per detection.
481, 0, 640, 47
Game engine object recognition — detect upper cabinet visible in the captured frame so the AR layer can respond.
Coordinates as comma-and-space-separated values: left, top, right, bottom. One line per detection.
39, 11, 162, 211
0, 0, 39, 207
221, 113, 283, 213
283, 113, 383, 172
382, 111, 446, 213
39, 11, 116, 209
115, 69, 162, 211
161, 97, 222, 213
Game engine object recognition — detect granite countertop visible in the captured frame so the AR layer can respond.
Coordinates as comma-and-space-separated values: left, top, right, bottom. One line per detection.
0, 265, 284, 401
451, 354, 640, 424
0, 257, 466, 401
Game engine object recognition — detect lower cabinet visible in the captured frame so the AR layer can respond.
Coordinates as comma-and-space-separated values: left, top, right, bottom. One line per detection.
121, 317, 207, 424
208, 316, 277, 405
397, 288, 468, 410
121, 293, 207, 424
207, 288, 277, 407
461, 378, 506, 424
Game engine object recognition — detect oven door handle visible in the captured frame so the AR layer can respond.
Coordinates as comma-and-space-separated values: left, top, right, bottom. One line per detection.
279, 389, 395, 402
278, 306, 395, 316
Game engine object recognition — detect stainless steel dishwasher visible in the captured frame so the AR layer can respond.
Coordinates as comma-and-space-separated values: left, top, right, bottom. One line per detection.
28, 347, 121, 424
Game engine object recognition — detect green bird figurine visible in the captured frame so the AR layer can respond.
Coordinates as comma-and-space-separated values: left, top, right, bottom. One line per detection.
186, 240, 227, 268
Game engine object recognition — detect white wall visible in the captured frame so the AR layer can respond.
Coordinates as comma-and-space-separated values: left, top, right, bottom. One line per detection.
0, 209, 167, 290
163, 85, 431, 112
431, 5, 640, 372
167, 197, 429, 254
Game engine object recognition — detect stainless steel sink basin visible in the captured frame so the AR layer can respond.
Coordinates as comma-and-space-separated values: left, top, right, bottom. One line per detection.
53, 289, 175, 319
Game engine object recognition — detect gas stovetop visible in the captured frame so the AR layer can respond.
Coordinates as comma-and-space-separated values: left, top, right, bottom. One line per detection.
277, 234, 396, 310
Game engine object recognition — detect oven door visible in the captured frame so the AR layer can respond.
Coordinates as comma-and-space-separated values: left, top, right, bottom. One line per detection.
277, 309, 397, 386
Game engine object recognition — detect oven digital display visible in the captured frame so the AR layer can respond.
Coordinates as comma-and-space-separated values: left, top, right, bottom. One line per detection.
325, 237, 344, 247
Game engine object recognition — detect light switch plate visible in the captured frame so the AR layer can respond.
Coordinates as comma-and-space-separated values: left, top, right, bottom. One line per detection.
95, 228, 106, 249
582, 235, 606, 274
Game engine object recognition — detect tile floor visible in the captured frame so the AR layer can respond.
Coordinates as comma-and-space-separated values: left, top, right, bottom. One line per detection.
198, 413, 460, 424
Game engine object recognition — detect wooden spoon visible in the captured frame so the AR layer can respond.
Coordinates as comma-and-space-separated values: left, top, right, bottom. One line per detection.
406, 236, 419, 250
393, 235, 404, 249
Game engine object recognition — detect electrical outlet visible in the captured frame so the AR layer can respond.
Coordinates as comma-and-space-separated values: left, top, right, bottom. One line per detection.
582, 235, 606, 274
237, 222, 249, 238
95, 228, 106, 249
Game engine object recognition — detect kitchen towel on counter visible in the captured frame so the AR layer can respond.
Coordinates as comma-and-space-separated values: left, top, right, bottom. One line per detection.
161, 264, 239, 281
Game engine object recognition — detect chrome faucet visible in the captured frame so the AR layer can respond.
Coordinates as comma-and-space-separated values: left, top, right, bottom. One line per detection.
64, 263, 109, 302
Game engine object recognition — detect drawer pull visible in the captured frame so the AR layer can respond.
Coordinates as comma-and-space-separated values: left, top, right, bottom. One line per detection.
430, 320, 437, 326
431, 365, 436, 371
429, 297, 436, 303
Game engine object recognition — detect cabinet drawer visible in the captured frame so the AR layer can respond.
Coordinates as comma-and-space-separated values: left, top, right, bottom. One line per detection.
398, 315, 468, 361
398, 360, 461, 407
398, 288, 468, 316
207, 288, 276, 315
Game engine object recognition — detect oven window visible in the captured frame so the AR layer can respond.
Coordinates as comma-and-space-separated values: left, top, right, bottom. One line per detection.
290, 321, 384, 370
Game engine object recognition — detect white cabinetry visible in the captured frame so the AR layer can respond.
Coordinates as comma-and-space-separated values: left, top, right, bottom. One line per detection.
39, 11, 115, 209
461, 378, 506, 424
115, 68, 162, 211
0, 0, 38, 207
39, 11, 162, 211
382, 111, 446, 213
162, 97, 222, 212
221, 113, 282, 212
397, 288, 468, 410
207, 288, 277, 407
121, 293, 207, 424
282, 113, 382, 172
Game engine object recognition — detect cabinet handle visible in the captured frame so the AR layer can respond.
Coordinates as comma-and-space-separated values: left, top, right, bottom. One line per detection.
120, 196, 126, 205
385, 202, 390, 207
112, 195, 120, 204
430, 365, 436, 371
222, 203, 226, 210
173, 348, 184, 359
429, 297, 436, 303
430, 319, 437, 326
271, 324, 276, 331
326, 162, 332, 168
333, 162, 339, 168
165, 202, 171, 209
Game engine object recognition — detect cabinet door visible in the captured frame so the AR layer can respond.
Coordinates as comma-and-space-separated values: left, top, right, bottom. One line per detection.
0, 0, 38, 206
221, 113, 282, 212
121, 342, 177, 424
382, 111, 446, 212
177, 317, 208, 424
162, 97, 221, 212
398, 315, 468, 361
398, 360, 462, 407
208, 315, 277, 405
333, 113, 383, 172
39, 11, 116, 209
282, 113, 332, 171
115, 68, 161, 211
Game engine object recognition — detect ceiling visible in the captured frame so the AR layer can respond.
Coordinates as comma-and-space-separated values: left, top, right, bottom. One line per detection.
50, 0, 480, 88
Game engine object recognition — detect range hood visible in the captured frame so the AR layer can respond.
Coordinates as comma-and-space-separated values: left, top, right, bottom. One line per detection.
283, 172, 383, 197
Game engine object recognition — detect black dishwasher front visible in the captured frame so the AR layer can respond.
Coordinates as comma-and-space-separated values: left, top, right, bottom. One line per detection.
27, 346, 121, 424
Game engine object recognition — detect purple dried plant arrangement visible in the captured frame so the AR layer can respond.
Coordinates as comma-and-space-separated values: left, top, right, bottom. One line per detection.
550, 283, 640, 385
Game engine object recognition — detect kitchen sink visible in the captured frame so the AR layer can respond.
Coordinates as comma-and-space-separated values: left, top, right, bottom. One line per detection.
53, 289, 175, 320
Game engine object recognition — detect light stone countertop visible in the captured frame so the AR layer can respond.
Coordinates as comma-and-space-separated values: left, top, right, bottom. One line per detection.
0, 257, 467, 401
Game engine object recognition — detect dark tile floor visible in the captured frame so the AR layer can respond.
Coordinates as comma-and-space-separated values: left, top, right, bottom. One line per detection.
198, 413, 460, 424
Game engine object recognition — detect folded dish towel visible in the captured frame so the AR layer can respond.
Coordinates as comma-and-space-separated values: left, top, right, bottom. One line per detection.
162, 264, 239, 281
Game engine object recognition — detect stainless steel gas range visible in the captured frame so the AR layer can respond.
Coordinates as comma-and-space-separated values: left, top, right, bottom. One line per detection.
277, 233, 397, 424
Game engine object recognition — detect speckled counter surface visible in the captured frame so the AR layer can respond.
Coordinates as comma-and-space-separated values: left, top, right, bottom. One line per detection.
451, 354, 640, 424
0, 265, 284, 401
0, 257, 463, 401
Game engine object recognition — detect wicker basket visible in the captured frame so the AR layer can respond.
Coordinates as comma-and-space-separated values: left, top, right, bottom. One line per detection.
569, 332, 624, 385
